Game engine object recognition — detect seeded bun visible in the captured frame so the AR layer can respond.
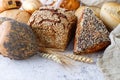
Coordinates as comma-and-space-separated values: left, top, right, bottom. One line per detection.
74, 8, 110, 54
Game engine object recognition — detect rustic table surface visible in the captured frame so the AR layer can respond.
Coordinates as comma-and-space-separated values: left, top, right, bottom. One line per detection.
0, 40, 104, 80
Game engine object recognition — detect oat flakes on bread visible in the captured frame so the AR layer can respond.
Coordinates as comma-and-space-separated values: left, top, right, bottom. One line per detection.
74, 7, 110, 54
0, 17, 38, 59
28, 6, 77, 52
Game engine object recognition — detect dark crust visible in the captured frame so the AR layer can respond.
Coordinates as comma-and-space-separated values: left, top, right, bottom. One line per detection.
0, 17, 38, 59
74, 8, 110, 54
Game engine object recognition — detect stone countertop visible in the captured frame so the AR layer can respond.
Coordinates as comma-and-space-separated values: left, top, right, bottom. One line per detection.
0, 40, 104, 80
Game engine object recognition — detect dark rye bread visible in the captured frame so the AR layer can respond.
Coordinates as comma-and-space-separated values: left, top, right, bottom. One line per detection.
28, 6, 77, 52
74, 8, 110, 54
0, 17, 38, 59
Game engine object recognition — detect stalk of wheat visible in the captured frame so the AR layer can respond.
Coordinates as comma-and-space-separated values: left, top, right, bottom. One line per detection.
38, 47, 94, 65
65, 54, 93, 63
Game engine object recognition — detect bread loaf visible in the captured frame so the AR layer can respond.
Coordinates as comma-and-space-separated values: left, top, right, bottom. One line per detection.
74, 7, 110, 54
0, 17, 38, 59
28, 6, 77, 52
0, 9, 31, 24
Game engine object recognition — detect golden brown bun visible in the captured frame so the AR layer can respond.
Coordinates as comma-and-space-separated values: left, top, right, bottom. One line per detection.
40, 0, 80, 10
0, 17, 38, 59
28, 6, 77, 52
100, 2, 120, 30
75, 6, 101, 18
74, 7, 110, 54
0, 9, 31, 24
60, 0, 80, 10
0, 0, 21, 12
22, 0, 42, 14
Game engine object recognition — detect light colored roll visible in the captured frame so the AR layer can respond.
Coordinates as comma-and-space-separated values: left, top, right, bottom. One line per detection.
0, 9, 31, 24
75, 6, 101, 18
100, 2, 120, 30
22, 0, 42, 14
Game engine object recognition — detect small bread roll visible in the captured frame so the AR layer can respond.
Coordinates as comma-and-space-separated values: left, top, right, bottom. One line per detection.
0, 9, 31, 24
40, 0, 80, 10
100, 2, 120, 30
0, 0, 21, 12
60, 0, 80, 10
75, 6, 101, 18
22, 0, 42, 14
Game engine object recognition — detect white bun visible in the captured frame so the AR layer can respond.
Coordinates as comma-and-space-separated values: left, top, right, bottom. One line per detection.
22, 0, 42, 14
100, 2, 120, 30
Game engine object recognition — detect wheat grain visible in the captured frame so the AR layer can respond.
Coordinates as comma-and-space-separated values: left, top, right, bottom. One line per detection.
40, 53, 62, 64
65, 54, 94, 63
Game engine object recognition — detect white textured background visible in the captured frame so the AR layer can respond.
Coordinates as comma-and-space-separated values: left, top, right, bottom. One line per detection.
0, 40, 104, 80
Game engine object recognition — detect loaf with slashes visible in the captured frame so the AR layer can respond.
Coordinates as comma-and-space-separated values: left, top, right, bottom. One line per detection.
28, 6, 77, 52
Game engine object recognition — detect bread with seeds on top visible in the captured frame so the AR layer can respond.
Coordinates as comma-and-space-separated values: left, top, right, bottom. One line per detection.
28, 6, 77, 52
74, 7, 110, 54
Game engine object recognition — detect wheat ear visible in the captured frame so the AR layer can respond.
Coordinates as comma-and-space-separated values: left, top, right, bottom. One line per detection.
39, 53, 62, 64
65, 54, 94, 63
39, 52, 73, 66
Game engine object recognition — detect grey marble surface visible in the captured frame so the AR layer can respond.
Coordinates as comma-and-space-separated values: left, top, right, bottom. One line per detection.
0, 40, 104, 80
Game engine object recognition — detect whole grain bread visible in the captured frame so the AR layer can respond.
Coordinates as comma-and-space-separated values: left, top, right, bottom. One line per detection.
74, 7, 110, 54
28, 6, 77, 52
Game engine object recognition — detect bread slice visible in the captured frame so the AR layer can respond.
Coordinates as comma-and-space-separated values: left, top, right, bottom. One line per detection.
74, 7, 110, 54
